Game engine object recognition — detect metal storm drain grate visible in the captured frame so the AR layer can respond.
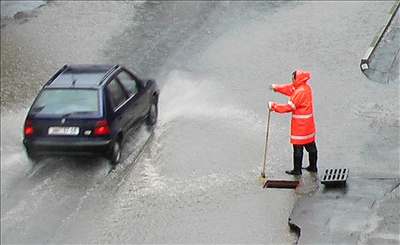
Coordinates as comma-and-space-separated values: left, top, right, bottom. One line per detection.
321, 168, 348, 186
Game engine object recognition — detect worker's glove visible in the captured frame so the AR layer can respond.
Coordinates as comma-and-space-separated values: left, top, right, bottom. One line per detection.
268, 101, 275, 111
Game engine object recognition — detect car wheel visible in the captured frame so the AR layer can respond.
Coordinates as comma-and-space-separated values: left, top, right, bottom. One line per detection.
26, 150, 40, 164
146, 100, 158, 126
110, 140, 122, 165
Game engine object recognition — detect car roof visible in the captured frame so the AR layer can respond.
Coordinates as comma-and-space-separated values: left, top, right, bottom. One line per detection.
45, 64, 120, 89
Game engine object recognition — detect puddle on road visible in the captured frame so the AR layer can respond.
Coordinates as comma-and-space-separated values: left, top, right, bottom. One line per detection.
112, 70, 284, 200
1, 70, 292, 243
0, 107, 155, 222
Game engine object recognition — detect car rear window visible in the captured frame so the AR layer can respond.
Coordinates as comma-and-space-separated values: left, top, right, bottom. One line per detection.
31, 89, 99, 116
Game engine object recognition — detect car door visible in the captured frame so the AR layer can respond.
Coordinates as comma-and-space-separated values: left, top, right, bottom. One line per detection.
116, 69, 148, 127
106, 78, 129, 135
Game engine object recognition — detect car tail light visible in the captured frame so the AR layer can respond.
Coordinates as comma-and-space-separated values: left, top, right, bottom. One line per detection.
24, 119, 34, 137
94, 120, 111, 136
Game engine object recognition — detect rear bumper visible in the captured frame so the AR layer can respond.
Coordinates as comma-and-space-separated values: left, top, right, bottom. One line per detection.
23, 137, 112, 156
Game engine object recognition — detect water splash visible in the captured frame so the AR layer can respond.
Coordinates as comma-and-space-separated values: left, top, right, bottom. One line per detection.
158, 70, 263, 130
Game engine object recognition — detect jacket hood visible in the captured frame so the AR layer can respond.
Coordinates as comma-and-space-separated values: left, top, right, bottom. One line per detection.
293, 69, 311, 88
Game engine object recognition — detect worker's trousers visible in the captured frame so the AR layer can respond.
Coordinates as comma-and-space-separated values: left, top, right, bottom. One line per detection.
293, 141, 318, 171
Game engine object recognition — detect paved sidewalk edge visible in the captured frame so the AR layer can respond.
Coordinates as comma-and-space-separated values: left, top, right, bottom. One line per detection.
360, 0, 400, 71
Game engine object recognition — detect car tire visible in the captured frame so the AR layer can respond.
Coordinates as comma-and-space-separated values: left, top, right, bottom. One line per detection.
146, 99, 158, 127
109, 140, 122, 165
26, 150, 40, 164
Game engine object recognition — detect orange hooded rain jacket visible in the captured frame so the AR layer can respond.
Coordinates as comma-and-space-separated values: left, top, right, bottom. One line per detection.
271, 70, 316, 145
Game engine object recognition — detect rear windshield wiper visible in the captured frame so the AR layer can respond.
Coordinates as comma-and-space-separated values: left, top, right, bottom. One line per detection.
30, 105, 45, 114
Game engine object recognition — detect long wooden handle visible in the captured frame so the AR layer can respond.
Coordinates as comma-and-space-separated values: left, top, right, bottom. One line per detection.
261, 109, 271, 178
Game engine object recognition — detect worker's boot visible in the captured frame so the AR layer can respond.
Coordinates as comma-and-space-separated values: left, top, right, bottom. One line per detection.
285, 169, 302, 176
304, 165, 317, 172
285, 158, 302, 176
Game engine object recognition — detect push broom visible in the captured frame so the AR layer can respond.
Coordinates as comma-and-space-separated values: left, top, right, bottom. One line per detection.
261, 109, 299, 189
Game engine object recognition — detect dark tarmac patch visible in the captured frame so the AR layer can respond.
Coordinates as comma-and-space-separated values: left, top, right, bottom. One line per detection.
289, 177, 400, 244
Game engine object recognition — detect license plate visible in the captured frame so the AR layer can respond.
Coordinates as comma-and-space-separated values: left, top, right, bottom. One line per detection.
48, 127, 80, 136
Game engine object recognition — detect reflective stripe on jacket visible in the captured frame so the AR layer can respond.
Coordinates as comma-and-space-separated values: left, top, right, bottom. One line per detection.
271, 70, 316, 145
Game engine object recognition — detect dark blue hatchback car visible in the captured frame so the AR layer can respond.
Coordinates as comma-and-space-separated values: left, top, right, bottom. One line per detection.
23, 64, 159, 165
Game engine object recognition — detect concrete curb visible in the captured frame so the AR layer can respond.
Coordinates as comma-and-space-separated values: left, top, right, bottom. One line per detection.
360, 1, 400, 71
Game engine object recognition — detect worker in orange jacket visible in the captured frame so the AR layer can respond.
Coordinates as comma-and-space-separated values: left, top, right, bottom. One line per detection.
268, 70, 318, 175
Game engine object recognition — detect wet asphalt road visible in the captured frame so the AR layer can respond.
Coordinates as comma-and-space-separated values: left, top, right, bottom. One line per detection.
1, 1, 399, 244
